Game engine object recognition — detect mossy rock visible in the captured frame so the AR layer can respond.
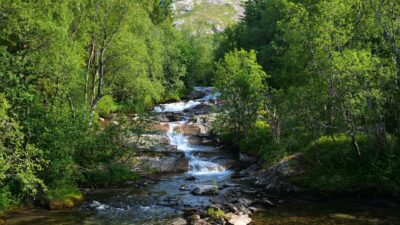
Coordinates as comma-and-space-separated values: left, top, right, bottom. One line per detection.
48, 193, 83, 210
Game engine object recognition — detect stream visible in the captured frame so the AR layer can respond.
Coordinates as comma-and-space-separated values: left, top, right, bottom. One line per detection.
4, 87, 400, 225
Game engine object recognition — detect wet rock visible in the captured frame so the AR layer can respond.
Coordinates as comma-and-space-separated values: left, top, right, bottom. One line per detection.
226, 213, 252, 225
192, 185, 219, 195
158, 112, 184, 122
171, 217, 188, 225
212, 158, 237, 169
185, 176, 197, 181
222, 182, 238, 188
180, 185, 188, 191
183, 103, 213, 115
248, 207, 259, 212
184, 90, 207, 100
253, 198, 275, 207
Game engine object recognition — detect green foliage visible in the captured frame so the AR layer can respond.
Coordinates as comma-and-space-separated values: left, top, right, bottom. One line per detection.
0, 0, 195, 210
297, 134, 400, 193
0, 95, 47, 206
0, 186, 16, 211
83, 163, 138, 187
214, 49, 268, 138
207, 207, 227, 219
97, 95, 118, 116
216, 0, 400, 194
47, 183, 81, 202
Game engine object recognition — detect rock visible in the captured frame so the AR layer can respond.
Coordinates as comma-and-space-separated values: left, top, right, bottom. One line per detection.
151, 122, 170, 132
134, 133, 169, 150
236, 198, 252, 207
171, 217, 188, 225
224, 203, 238, 213
185, 176, 197, 181
253, 198, 275, 207
248, 207, 259, 212
134, 156, 189, 174
191, 219, 211, 225
183, 103, 213, 115
209, 204, 223, 210
158, 112, 184, 122
184, 208, 201, 216
183, 90, 207, 100
222, 183, 238, 188
192, 185, 219, 195
189, 215, 201, 221
226, 213, 252, 225
180, 185, 188, 191
174, 124, 202, 136
239, 152, 258, 164
255, 153, 304, 193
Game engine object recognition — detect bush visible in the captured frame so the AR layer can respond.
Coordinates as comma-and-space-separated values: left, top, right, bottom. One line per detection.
97, 95, 118, 116
296, 134, 400, 193
83, 163, 138, 187
0, 186, 16, 211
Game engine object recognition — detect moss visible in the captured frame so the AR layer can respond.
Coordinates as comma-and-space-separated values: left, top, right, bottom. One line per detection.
46, 184, 83, 209
207, 207, 227, 220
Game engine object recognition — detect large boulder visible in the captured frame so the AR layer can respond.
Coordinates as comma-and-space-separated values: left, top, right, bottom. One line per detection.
134, 155, 189, 174
226, 213, 252, 225
170, 217, 187, 225
255, 153, 304, 193
174, 124, 209, 136
151, 122, 170, 132
191, 185, 219, 195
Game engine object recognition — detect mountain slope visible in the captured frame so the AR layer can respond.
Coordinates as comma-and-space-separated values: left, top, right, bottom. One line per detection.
171, 0, 246, 35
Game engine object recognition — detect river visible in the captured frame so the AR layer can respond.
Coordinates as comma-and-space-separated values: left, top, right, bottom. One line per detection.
4, 87, 400, 225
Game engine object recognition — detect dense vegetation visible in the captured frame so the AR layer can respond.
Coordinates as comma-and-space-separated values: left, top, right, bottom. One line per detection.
215, 0, 400, 196
0, 0, 212, 211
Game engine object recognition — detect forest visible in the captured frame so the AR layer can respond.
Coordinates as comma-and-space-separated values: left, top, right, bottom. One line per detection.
0, 0, 400, 224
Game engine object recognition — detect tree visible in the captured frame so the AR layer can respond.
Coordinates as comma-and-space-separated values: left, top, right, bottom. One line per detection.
0, 94, 46, 203
214, 49, 268, 138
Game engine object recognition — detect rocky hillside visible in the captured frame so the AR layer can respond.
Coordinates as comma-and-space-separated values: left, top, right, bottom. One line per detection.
171, 0, 246, 35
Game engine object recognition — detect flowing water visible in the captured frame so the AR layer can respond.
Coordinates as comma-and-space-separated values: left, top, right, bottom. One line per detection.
4, 87, 400, 225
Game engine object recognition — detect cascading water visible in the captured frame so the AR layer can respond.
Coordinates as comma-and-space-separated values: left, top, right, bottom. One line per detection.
166, 123, 226, 175
161, 88, 228, 176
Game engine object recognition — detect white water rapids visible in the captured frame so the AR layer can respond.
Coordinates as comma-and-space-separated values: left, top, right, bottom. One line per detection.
155, 87, 228, 176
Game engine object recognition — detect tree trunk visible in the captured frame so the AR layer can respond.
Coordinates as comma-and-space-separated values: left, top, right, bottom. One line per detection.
374, 121, 386, 160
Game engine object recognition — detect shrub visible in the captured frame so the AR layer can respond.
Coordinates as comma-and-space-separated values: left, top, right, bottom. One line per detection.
97, 95, 118, 116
